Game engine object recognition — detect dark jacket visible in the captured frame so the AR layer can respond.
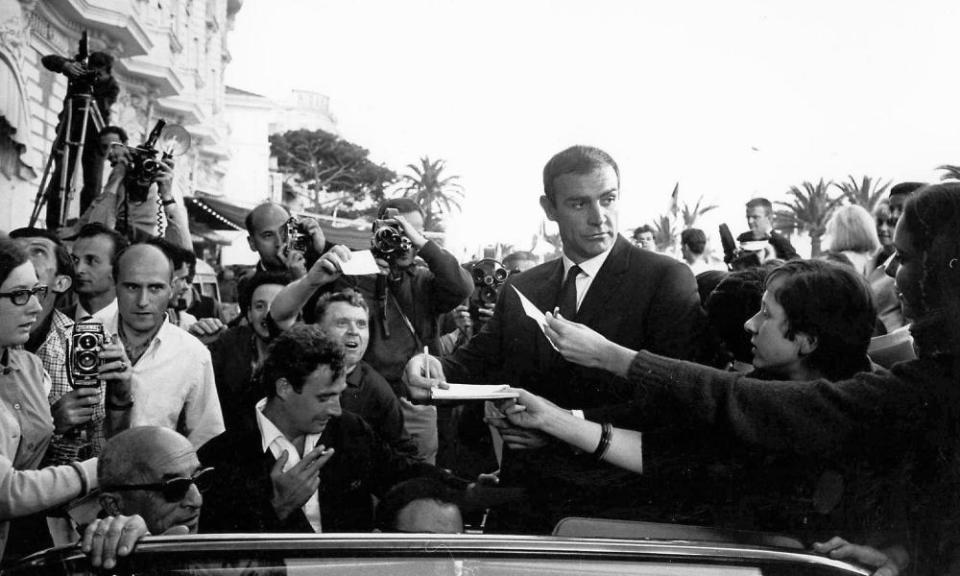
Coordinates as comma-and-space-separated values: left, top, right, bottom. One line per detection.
440, 234, 705, 531
208, 325, 259, 432
198, 410, 467, 533
329, 240, 473, 395
342, 361, 418, 458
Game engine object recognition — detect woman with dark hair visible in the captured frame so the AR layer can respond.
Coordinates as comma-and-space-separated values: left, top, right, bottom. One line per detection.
492, 184, 960, 575
0, 238, 132, 563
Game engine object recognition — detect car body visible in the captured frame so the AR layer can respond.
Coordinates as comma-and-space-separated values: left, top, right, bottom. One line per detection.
4, 533, 871, 576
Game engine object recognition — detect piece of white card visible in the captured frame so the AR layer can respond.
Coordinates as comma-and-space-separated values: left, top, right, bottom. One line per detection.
511, 285, 559, 351
338, 250, 381, 275
431, 383, 519, 401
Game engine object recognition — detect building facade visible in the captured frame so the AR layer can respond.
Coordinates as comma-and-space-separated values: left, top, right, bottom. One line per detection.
0, 0, 242, 232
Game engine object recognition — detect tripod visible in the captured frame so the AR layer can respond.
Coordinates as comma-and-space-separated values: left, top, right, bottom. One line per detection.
29, 93, 105, 229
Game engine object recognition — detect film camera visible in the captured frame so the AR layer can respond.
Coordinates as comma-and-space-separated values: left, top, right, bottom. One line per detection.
371, 208, 413, 264
69, 321, 105, 388
123, 119, 191, 203
719, 223, 764, 271
468, 258, 508, 323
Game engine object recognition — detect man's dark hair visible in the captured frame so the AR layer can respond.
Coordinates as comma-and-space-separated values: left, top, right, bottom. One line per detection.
259, 324, 345, 397
0, 238, 29, 288
765, 259, 875, 380
705, 268, 770, 364
244, 202, 290, 235
889, 182, 925, 199
112, 242, 175, 284
76, 222, 129, 276
745, 198, 773, 213
542, 145, 619, 204
314, 289, 368, 322
9, 227, 75, 282
632, 224, 655, 240
87, 51, 114, 71
238, 270, 292, 317
99, 125, 128, 144
375, 478, 462, 532
377, 198, 424, 219
681, 228, 707, 255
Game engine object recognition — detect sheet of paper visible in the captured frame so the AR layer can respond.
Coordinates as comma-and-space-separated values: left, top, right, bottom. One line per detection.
338, 250, 381, 275
431, 383, 519, 401
511, 285, 558, 351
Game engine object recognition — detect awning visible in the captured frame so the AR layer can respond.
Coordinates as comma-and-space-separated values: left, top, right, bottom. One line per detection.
185, 195, 374, 250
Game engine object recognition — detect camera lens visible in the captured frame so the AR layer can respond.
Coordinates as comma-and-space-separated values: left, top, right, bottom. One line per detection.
494, 268, 508, 282
77, 351, 98, 370
78, 334, 98, 349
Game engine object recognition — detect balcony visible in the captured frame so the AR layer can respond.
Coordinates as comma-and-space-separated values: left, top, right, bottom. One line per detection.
58, 0, 152, 57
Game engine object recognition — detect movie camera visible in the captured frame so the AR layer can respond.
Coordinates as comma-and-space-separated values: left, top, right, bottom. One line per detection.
282, 217, 311, 255
69, 321, 105, 389
122, 119, 192, 203
719, 223, 764, 270
468, 258, 508, 323
371, 208, 413, 264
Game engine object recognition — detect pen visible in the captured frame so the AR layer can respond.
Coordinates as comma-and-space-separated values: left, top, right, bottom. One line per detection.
423, 346, 430, 380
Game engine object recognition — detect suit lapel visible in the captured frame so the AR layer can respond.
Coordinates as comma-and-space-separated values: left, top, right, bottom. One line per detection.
576, 235, 632, 328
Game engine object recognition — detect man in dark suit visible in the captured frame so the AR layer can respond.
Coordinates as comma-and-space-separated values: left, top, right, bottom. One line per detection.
198, 325, 468, 533
404, 145, 705, 532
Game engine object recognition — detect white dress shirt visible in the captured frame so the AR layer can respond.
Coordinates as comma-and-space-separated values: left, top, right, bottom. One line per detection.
255, 398, 322, 532
75, 298, 118, 337
560, 246, 615, 313
126, 319, 224, 447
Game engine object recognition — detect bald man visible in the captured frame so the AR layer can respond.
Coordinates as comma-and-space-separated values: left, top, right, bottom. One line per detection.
112, 244, 223, 446
81, 428, 203, 569
245, 202, 325, 278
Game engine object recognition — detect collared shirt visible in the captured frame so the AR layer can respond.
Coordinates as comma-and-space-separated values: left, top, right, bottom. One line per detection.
37, 310, 105, 464
126, 319, 224, 447
76, 298, 118, 337
254, 398, 322, 532
561, 246, 615, 313
0, 349, 96, 561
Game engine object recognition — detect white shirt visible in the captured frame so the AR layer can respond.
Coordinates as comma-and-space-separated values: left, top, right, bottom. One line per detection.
75, 298, 119, 337
255, 398, 322, 532
561, 246, 614, 313
126, 319, 224, 447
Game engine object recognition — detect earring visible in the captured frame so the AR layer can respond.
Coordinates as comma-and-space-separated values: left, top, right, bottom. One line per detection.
950, 258, 958, 270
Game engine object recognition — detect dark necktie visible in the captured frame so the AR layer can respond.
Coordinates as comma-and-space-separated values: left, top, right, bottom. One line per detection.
558, 264, 582, 319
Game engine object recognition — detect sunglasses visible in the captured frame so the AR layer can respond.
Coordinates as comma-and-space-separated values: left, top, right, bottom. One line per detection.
0, 285, 49, 306
104, 467, 215, 502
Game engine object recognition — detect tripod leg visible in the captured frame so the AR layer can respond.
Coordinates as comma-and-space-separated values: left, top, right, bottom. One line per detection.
28, 123, 66, 227
61, 96, 94, 228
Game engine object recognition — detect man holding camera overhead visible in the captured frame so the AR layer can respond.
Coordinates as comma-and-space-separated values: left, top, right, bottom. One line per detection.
268, 198, 473, 463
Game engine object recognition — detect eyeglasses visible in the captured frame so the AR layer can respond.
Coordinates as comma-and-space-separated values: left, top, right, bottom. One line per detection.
0, 285, 49, 306
103, 467, 215, 502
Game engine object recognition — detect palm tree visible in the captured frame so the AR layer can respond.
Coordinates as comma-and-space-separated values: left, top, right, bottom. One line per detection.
680, 195, 719, 228
773, 178, 842, 257
833, 175, 890, 212
652, 214, 679, 253
936, 164, 960, 181
399, 156, 464, 232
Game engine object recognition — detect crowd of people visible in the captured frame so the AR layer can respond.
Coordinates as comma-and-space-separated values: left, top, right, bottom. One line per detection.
1, 137, 959, 576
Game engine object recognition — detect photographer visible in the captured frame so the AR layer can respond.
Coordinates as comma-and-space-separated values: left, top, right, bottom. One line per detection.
41, 51, 119, 229
269, 198, 473, 463
244, 202, 326, 279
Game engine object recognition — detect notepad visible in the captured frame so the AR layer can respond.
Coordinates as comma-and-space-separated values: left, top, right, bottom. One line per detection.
431, 383, 519, 401
338, 250, 381, 275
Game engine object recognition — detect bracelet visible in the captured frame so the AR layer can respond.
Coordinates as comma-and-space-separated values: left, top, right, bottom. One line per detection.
70, 462, 89, 496
593, 422, 613, 461
106, 397, 134, 411
161, 198, 176, 206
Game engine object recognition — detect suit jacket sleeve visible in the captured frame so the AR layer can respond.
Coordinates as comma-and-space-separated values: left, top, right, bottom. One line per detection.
641, 259, 705, 361
416, 241, 474, 315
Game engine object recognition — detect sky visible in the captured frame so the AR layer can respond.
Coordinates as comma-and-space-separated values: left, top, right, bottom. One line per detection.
225, 0, 960, 256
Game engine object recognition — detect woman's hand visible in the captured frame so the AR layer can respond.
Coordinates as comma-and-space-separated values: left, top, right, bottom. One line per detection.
497, 389, 568, 434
